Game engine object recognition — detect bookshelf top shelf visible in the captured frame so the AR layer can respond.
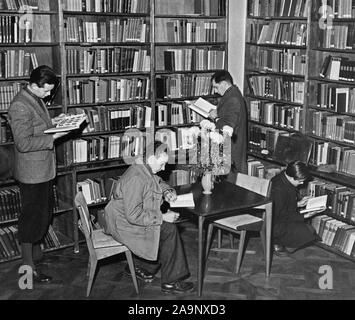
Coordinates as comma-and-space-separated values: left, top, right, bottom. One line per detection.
154, 14, 226, 19
313, 47, 355, 54
246, 42, 307, 50
62, 11, 150, 17
247, 15, 308, 21
0, 10, 58, 15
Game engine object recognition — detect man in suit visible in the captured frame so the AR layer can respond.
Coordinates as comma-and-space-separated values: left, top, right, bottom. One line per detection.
104, 141, 193, 294
208, 70, 248, 183
8, 65, 69, 283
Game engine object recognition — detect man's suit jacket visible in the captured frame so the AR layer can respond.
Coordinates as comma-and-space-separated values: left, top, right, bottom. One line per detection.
8, 87, 56, 184
104, 163, 173, 261
215, 85, 248, 181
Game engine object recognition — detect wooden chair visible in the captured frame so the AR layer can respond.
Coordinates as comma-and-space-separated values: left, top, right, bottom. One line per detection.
74, 191, 139, 297
205, 173, 271, 274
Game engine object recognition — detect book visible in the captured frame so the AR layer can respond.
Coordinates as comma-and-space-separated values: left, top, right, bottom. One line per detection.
300, 195, 328, 214
185, 97, 216, 118
170, 192, 195, 208
44, 114, 87, 133
214, 214, 263, 230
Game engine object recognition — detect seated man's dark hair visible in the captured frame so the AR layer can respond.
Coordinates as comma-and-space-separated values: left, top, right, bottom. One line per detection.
30, 65, 58, 88
145, 140, 169, 160
211, 70, 234, 84
285, 160, 311, 181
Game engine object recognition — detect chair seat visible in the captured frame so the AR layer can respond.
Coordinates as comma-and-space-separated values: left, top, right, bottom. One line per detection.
214, 214, 263, 231
92, 229, 124, 249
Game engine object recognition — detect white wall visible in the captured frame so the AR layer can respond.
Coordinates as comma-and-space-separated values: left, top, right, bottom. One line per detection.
228, 0, 247, 90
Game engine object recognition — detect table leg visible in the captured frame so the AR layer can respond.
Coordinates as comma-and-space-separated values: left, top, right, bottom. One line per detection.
198, 215, 205, 297
264, 201, 272, 277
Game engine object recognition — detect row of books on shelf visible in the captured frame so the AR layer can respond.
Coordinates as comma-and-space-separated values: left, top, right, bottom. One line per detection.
77, 178, 108, 205
0, 185, 60, 222
155, 0, 226, 16
63, 0, 149, 13
309, 109, 355, 144
67, 77, 150, 105
0, 82, 22, 111
0, 115, 12, 143
156, 74, 212, 99
248, 125, 287, 155
249, 100, 303, 131
0, 49, 39, 78
0, 0, 41, 11
319, 24, 355, 50
168, 169, 198, 187
248, 0, 308, 18
308, 179, 355, 222
70, 134, 145, 163
312, 215, 355, 256
0, 224, 70, 261
320, 0, 355, 19
320, 55, 355, 82
251, 21, 307, 46
309, 140, 355, 176
251, 47, 306, 76
162, 20, 224, 44
0, 14, 51, 44
246, 75, 305, 104
66, 47, 150, 75
316, 84, 355, 114
156, 102, 204, 126
158, 47, 225, 72
75, 104, 152, 132
64, 17, 148, 43
247, 158, 283, 179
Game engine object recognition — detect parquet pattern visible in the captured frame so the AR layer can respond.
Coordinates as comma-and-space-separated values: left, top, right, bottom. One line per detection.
0, 222, 354, 300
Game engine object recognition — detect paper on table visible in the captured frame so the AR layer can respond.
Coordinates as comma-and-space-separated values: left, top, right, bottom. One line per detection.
170, 192, 195, 208
300, 195, 327, 214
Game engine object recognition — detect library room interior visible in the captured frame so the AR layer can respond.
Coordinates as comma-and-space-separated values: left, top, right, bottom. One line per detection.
0, 0, 355, 302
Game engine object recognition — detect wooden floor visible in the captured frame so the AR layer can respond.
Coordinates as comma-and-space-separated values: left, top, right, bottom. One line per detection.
0, 221, 354, 300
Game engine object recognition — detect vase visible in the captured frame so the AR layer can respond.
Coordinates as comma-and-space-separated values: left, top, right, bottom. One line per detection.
201, 171, 213, 194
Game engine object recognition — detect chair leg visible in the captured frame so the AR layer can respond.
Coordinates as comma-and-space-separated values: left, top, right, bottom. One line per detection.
87, 261, 90, 277
235, 230, 247, 274
217, 229, 222, 248
205, 223, 214, 260
87, 258, 97, 297
229, 234, 234, 249
125, 250, 139, 294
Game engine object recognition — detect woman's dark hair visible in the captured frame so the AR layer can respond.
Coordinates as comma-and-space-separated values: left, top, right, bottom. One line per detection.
211, 70, 234, 84
285, 160, 311, 181
30, 65, 58, 88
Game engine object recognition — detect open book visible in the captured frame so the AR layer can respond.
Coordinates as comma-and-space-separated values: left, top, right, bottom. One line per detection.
170, 192, 195, 208
185, 97, 216, 118
44, 114, 87, 133
300, 195, 327, 214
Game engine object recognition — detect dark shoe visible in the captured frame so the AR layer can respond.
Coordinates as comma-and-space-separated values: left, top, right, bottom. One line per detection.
33, 270, 52, 283
273, 244, 289, 257
125, 265, 155, 283
161, 280, 194, 294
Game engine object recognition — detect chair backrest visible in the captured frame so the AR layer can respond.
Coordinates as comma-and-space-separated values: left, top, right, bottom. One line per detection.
74, 191, 93, 239
236, 173, 271, 197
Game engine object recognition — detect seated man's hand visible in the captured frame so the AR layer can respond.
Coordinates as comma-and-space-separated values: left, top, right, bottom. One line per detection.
162, 210, 180, 223
297, 196, 311, 208
164, 189, 177, 203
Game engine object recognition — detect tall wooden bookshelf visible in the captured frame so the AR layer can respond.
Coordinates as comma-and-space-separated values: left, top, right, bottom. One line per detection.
244, 0, 355, 261
0, 0, 75, 263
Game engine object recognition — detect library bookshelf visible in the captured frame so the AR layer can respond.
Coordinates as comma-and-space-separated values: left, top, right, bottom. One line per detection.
244, 0, 355, 261
0, 0, 229, 261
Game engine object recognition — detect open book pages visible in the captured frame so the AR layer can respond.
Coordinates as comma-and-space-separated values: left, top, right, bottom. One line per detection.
214, 214, 263, 229
300, 195, 328, 214
185, 97, 216, 118
44, 114, 86, 133
170, 192, 195, 208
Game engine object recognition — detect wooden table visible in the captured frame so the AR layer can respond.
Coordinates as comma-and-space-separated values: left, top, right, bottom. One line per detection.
176, 180, 273, 297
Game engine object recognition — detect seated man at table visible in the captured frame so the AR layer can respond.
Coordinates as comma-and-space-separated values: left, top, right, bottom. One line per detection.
103, 141, 194, 294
